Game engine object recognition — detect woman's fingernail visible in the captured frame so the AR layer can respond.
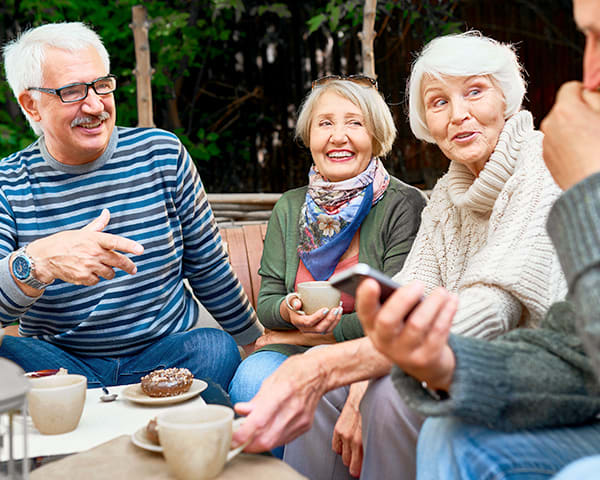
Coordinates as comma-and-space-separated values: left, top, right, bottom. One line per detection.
322, 308, 329, 316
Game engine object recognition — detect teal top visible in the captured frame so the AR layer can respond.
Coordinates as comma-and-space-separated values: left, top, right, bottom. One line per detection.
256, 176, 427, 354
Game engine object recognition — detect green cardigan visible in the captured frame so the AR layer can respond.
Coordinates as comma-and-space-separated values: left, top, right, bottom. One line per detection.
256, 176, 426, 353
392, 172, 600, 431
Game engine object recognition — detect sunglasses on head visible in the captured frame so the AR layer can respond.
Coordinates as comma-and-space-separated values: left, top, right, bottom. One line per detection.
311, 74, 378, 90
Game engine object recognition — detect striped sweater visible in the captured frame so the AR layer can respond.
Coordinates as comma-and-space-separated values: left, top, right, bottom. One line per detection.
394, 110, 567, 339
0, 127, 263, 356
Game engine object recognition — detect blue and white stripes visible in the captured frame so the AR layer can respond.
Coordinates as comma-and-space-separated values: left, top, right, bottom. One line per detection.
0, 127, 262, 355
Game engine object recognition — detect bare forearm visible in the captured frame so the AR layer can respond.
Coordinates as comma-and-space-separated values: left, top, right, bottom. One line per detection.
305, 337, 392, 392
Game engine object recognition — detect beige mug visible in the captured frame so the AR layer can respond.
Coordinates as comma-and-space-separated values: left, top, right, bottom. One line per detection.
26, 373, 87, 435
285, 280, 341, 315
157, 404, 247, 480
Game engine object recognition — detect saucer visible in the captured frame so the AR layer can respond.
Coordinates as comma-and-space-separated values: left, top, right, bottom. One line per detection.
131, 426, 162, 453
122, 379, 208, 406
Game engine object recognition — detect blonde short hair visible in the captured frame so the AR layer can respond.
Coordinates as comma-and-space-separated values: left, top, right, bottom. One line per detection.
295, 80, 397, 157
407, 31, 526, 143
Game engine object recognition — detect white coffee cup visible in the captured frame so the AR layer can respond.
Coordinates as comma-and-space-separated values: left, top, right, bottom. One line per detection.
26, 373, 87, 435
285, 280, 341, 315
157, 404, 246, 480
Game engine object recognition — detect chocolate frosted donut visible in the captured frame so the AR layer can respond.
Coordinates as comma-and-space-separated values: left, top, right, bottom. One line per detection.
140, 367, 194, 397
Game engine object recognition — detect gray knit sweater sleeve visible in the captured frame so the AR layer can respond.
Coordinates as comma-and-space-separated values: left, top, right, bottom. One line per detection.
391, 173, 600, 430
547, 172, 600, 380
391, 301, 600, 430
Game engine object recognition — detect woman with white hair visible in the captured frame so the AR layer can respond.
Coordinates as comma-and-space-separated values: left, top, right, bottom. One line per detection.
392, 31, 567, 338
228, 76, 426, 458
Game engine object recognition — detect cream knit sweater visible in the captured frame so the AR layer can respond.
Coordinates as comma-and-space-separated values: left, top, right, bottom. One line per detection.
394, 111, 567, 339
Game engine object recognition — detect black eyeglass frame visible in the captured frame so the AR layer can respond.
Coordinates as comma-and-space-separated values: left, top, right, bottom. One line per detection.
311, 74, 378, 90
27, 74, 118, 104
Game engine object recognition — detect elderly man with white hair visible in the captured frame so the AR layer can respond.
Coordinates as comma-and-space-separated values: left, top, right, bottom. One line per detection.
0, 22, 262, 391
232, 32, 566, 480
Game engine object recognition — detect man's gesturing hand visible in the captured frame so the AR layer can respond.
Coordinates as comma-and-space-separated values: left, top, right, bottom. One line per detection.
27, 209, 144, 286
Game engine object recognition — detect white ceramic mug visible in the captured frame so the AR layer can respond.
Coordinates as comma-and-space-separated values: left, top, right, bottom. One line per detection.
285, 280, 341, 315
26, 373, 87, 435
157, 404, 246, 480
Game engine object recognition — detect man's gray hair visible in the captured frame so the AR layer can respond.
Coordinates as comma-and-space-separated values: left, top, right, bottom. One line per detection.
3, 22, 110, 136
407, 31, 526, 143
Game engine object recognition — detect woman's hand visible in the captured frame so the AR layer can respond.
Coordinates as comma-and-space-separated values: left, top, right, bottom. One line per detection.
357, 279, 458, 392
256, 329, 336, 349
332, 380, 368, 477
282, 296, 343, 334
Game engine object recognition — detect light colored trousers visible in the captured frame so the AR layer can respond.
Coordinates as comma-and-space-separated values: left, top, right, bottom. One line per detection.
284, 374, 424, 479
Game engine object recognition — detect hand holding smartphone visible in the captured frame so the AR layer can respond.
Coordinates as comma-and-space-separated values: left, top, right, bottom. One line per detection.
329, 263, 401, 303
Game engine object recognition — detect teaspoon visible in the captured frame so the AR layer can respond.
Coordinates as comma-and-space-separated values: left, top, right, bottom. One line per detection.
100, 386, 118, 402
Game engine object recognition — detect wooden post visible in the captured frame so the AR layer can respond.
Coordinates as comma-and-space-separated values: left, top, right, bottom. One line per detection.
130, 5, 154, 127
359, 0, 377, 78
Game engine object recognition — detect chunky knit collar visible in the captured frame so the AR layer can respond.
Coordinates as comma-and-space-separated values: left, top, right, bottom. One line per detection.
447, 110, 534, 214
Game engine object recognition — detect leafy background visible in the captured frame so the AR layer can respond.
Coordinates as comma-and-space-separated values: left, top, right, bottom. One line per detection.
0, 0, 583, 192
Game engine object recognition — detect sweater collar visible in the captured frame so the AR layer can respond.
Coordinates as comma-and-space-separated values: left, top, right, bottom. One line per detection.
447, 110, 534, 213
40, 127, 119, 174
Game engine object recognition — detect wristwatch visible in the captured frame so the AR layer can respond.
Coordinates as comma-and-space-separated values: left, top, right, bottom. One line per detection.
12, 246, 52, 290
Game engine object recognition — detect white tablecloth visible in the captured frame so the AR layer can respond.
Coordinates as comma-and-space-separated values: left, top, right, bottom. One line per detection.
1, 384, 206, 461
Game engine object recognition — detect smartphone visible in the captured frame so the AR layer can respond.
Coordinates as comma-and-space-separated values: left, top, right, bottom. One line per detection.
329, 263, 401, 302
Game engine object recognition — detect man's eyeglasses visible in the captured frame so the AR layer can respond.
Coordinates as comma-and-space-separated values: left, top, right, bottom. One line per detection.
311, 74, 378, 90
27, 74, 117, 103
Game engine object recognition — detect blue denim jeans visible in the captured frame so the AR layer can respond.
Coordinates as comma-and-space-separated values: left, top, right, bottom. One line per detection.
228, 350, 287, 404
0, 328, 241, 391
417, 417, 600, 480
552, 455, 600, 479
228, 350, 287, 458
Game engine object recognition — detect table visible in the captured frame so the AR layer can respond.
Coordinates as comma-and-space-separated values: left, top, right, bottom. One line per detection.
1, 383, 210, 461
29, 435, 307, 479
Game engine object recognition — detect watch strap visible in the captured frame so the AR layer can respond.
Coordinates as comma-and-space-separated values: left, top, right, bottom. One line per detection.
13, 246, 52, 289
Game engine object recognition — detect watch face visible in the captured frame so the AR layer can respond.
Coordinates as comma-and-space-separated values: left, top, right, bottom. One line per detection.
13, 255, 31, 280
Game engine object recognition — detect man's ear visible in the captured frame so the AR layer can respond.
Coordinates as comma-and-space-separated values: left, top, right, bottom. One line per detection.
18, 91, 42, 122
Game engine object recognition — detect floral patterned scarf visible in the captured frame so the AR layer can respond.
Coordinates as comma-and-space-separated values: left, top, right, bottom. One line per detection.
298, 158, 390, 280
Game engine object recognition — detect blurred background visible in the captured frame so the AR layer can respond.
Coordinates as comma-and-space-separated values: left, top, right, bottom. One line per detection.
0, 0, 583, 192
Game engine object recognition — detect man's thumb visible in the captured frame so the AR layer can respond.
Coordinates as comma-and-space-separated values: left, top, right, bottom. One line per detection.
83, 208, 110, 232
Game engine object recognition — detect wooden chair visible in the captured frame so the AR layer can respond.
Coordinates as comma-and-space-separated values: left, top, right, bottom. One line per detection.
219, 223, 268, 309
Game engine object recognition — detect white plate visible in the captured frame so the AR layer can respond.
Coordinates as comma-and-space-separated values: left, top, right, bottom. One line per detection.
131, 426, 162, 453
122, 379, 208, 406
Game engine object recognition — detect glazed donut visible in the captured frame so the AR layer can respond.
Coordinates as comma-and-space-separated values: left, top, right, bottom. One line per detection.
140, 367, 194, 397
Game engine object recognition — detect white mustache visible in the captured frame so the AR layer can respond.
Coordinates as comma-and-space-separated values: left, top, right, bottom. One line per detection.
71, 111, 110, 127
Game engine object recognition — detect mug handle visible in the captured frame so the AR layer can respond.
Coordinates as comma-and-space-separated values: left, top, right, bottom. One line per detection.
227, 417, 250, 461
284, 292, 305, 315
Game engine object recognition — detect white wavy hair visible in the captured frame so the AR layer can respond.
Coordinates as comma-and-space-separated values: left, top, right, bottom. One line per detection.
407, 31, 526, 143
3, 22, 110, 136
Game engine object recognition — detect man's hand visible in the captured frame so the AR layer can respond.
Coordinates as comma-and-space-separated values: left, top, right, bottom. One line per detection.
357, 279, 458, 392
332, 380, 368, 477
26, 209, 144, 286
232, 353, 328, 452
541, 81, 600, 191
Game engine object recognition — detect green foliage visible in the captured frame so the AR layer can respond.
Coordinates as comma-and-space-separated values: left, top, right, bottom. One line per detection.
257, 3, 291, 18
307, 0, 363, 35
307, 0, 462, 42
